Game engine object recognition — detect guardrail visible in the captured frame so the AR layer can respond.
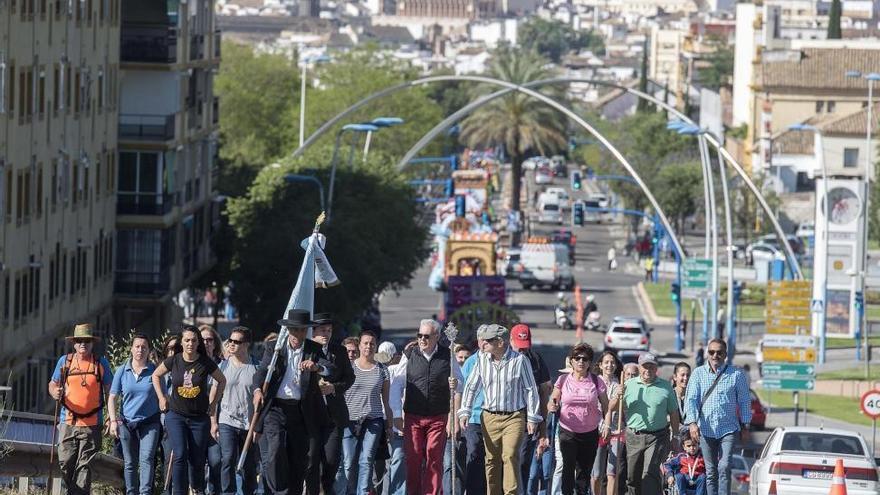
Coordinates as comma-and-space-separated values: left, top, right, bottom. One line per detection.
1, 440, 124, 492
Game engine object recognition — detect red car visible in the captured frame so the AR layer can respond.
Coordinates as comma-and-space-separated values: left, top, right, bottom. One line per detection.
750, 389, 767, 430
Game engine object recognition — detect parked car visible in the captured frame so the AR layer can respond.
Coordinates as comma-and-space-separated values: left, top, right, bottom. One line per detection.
551, 155, 568, 177
745, 242, 780, 266
523, 156, 547, 171
749, 426, 879, 495
545, 187, 571, 210
604, 316, 651, 351
749, 389, 766, 430
501, 248, 521, 278
795, 221, 815, 239
518, 241, 574, 290
731, 454, 755, 495
535, 166, 554, 185
538, 202, 563, 225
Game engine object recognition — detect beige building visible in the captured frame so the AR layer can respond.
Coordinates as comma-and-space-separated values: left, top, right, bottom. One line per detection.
0, 0, 120, 412
115, 0, 221, 335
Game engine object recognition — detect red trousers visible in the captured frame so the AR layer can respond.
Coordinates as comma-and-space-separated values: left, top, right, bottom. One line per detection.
404, 413, 448, 495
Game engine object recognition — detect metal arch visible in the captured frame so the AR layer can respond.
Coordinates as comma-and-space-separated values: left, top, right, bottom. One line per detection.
290, 74, 799, 278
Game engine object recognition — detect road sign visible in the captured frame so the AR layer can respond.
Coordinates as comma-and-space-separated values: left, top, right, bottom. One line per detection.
860, 390, 880, 419
811, 299, 824, 314
762, 378, 815, 391
762, 335, 816, 349
763, 347, 817, 363
766, 280, 811, 335
682, 258, 712, 298
761, 363, 815, 377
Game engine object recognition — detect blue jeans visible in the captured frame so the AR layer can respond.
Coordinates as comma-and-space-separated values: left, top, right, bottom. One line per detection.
196, 438, 222, 494
388, 433, 406, 495
165, 411, 211, 495
219, 424, 257, 495
700, 432, 736, 495
443, 433, 466, 495
464, 423, 486, 495
675, 472, 707, 495
118, 417, 161, 495
340, 418, 384, 495
527, 441, 554, 495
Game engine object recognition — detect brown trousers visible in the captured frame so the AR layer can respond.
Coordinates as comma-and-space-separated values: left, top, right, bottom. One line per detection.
481, 410, 526, 495
57, 424, 101, 495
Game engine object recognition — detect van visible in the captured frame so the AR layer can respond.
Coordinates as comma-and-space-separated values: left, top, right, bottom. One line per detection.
518, 242, 574, 290
537, 198, 563, 224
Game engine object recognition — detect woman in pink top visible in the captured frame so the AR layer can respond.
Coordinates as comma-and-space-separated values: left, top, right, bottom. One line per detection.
547, 343, 609, 495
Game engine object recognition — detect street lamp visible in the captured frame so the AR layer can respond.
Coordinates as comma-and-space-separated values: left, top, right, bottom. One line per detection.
327, 123, 378, 221
284, 174, 326, 213
361, 117, 404, 163
789, 123, 828, 364
299, 54, 331, 148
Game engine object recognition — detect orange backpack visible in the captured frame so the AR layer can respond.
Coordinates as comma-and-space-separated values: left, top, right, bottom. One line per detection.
59, 353, 106, 425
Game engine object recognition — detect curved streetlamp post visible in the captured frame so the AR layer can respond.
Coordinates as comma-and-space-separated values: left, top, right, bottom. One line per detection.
284, 174, 326, 213
363, 117, 405, 162
327, 123, 378, 221
299, 54, 332, 148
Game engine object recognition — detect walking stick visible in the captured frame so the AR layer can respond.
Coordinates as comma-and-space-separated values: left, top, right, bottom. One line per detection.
47, 398, 60, 494
612, 370, 625, 495
163, 451, 174, 493
443, 322, 459, 495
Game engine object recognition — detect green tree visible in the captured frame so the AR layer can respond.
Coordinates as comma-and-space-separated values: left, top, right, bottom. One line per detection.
226, 153, 429, 334
637, 39, 651, 113
701, 45, 734, 90
459, 47, 568, 238
828, 0, 842, 39
518, 18, 604, 63
214, 42, 300, 196
655, 162, 703, 233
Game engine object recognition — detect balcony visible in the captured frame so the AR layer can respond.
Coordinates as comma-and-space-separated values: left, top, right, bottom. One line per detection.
117, 192, 175, 216
115, 268, 170, 296
213, 30, 222, 58
119, 113, 175, 141
189, 34, 205, 61
121, 24, 178, 64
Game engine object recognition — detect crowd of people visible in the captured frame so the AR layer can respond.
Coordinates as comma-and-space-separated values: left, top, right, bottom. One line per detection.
48, 316, 752, 495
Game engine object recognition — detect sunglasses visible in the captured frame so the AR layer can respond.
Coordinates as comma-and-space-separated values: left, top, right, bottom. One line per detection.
571, 355, 590, 362
416, 333, 433, 340
707, 350, 726, 356
73, 338, 92, 344
227, 338, 246, 345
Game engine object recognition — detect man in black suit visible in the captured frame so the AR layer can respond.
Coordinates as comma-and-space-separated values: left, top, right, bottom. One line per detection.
308, 312, 355, 495
253, 309, 336, 495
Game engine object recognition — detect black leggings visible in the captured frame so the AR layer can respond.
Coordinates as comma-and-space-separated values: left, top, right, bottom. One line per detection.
559, 427, 600, 495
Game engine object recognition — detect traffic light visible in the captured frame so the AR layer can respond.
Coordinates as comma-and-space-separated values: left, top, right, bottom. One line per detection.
572, 172, 582, 190
651, 230, 660, 245
670, 282, 681, 303
572, 202, 584, 226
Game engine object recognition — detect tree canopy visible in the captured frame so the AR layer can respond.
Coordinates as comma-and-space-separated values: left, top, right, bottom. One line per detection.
518, 18, 605, 63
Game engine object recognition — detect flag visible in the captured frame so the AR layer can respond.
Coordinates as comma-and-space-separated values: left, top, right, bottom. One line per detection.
282, 230, 339, 339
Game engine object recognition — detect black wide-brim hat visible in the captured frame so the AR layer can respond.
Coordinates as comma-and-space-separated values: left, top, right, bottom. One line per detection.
312, 312, 333, 325
277, 309, 315, 328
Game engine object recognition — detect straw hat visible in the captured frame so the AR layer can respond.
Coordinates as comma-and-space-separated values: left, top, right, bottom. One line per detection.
65, 323, 101, 342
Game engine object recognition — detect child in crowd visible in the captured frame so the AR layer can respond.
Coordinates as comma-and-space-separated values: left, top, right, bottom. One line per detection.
663, 436, 706, 495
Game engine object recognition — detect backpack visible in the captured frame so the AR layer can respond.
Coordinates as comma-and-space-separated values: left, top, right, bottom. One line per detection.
59, 353, 106, 424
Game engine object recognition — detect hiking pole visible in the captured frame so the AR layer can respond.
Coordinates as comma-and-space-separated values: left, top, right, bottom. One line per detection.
237, 326, 288, 473
443, 322, 459, 495
47, 397, 60, 494
163, 451, 174, 493
612, 370, 625, 495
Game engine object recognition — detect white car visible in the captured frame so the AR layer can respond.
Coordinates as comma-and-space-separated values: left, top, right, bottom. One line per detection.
535, 166, 554, 185
604, 317, 651, 351
750, 426, 879, 495
544, 187, 571, 210
538, 202, 563, 224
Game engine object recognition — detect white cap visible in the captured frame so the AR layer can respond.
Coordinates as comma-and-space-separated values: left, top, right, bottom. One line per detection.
375, 341, 397, 364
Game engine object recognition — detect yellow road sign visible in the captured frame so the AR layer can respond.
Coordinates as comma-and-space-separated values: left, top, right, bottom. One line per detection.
763, 347, 816, 363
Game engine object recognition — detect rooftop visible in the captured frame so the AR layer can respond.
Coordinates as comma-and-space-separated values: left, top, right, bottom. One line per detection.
756, 47, 880, 92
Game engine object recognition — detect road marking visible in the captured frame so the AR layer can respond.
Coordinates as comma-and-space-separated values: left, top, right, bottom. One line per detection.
591, 267, 601, 273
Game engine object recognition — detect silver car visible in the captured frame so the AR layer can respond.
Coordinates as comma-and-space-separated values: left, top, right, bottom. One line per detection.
604, 317, 650, 351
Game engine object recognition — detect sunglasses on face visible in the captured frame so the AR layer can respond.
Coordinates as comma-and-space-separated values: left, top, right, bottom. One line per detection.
73, 338, 92, 344
227, 338, 246, 345
707, 350, 726, 356
416, 333, 433, 340
571, 356, 590, 362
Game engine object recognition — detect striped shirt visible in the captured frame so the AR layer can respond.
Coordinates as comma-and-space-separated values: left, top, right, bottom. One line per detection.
345, 361, 389, 421
684, 364, 751, 439
457, 347, 542, 424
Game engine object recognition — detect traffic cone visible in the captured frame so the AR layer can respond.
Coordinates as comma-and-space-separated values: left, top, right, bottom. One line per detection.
768, 480, 777, 494
829, 458, 847, 495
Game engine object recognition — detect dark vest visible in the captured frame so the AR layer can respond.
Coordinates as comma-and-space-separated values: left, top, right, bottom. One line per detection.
404, 346, 452, 416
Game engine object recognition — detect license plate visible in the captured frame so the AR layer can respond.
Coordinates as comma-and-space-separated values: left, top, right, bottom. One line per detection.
803, 470, 833, 480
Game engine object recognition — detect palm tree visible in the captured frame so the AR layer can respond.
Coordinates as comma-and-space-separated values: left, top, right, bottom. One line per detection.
460, 47, 568, 243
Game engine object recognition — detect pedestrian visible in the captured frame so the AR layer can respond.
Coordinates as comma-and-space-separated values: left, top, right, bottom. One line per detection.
672, 362, 692, 438
108, 333, 161, 495
680, 317, 688, 345
387, 341, 410, 495
460, 337, 487, 495
684, 338, 751, 495
395, 319, 464, 495
590, 351, 623, 495
663, 435, 706, 495
374, 342, 400, 495
695, 343, 705, 368
607, 247, 617, 271
547, 343, 608, 495
223, 283, 236, 321
344, 337, 361, 361
338, 330, 393, 495
606, 353, 680, 495
309, 313, 356, 495
644, 257, 654, 282
509, 324, 552, 490
47, 323, 113, 495
199, 325, 224, 494
252, 310, 335, 495
159, 335, 179, 493
151, 325, 227, 495
454, 344, 471, 366
457, 324, 542, 495
217, 326, 260, 495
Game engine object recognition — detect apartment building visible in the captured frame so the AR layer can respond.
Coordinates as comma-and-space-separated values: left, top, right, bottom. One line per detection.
0, 0, 120, 413
115, 0, 221, 335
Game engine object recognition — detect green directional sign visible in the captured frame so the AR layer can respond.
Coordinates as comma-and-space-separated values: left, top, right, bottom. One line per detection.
761, 378, 815, 391
682, 258, 712, 298
762, 363, 815, 378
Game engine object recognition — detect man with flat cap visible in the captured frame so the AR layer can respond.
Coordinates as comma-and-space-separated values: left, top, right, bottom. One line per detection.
307, 312, 355, 495
253, 309, 336, 495
457, 324, 541, 495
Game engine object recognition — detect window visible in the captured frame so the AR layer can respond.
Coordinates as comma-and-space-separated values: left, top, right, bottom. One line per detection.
8, 62, 14, 115
0, 53, 6, 114
25, 66, 32, 119
61, 252, 66, 296
96, 69, 103, 111
50, 158, 57, 209
844, 148, 859, 168
13, 276, 19, 321
3, 274, 8, 320
64, 62, 70, 112
816, 101, 825, 113
827, 101, 836, 113
5, 167, 11, 223
71, 159, 78, 205
118, 151, 163, 213
94, 158, 100, 200
73, 69, 79, 113
23, 168, 30, 221
16, 172, 22, 224
36, 165, 43, 217
37, 68, 45, 119
18, 67, 25, 120
52, 64, 59, 114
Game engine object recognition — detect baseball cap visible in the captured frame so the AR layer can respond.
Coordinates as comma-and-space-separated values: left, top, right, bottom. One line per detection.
638, 352, 658, 366
510, 324, 532, 349
375, 341, 397, 364
477, 324, 508, 341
